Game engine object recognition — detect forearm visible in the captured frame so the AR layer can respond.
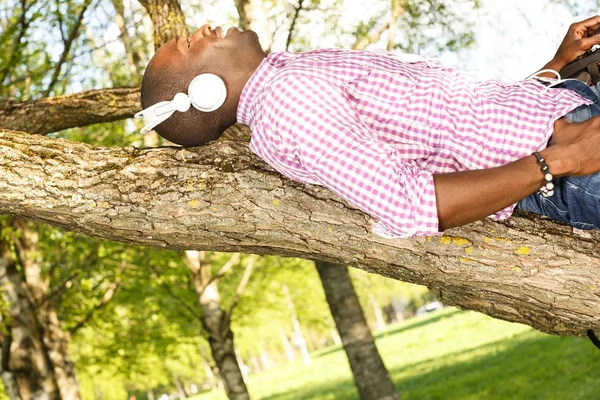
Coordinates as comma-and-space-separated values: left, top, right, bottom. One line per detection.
535, 59, 569, 79
433, 146, 571, 231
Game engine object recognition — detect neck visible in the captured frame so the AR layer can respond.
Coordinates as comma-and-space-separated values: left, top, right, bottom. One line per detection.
222, 53, 266, 128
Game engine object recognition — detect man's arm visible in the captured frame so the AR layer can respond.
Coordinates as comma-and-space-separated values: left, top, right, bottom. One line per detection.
537, 15, 600, 78
434, 117, 600, 230
436, 16, 600, 231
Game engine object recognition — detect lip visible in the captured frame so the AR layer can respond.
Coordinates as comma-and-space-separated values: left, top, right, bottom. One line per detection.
213, 26, 225, 38
225, 27, 241, 37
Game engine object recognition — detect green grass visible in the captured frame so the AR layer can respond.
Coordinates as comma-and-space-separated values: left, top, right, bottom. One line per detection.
191, 308, 600, 399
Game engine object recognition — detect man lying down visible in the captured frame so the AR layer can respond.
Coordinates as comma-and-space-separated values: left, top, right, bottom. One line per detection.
136, 16, 600, 239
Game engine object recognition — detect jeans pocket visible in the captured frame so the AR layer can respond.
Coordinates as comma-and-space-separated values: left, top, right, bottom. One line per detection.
561, 176, 600, 229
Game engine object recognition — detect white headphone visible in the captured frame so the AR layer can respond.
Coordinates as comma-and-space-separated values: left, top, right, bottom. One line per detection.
134, 73, 227, 134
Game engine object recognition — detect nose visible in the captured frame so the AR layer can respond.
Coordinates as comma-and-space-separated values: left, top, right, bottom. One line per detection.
190, 24, 212, 40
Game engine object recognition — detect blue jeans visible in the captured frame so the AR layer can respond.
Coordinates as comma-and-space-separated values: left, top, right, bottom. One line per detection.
517, 79, 600, 229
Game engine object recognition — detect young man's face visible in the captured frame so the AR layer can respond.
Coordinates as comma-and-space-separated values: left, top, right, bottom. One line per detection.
150, 24, 264, 77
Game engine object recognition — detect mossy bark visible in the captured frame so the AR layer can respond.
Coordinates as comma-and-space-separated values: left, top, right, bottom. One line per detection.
1, 128, 599, 338
137, 0, 187, 49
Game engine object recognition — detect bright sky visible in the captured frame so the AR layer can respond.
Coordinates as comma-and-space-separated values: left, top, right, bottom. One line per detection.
340, 0, 582, 81
448, 0, 578, 80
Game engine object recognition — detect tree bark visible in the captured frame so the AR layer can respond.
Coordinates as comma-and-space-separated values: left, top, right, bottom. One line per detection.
137, 0, 187, 49
316, 262, 399, 400
0, 87, 140, 135
0, 90, 251, 140
1, 129, 600, 337
185, 251, 250, 400
0, 242, 61, 400
1, 370, 22, 400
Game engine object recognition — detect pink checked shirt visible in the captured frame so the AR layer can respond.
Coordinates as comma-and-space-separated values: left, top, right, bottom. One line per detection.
236, 49, 589, 238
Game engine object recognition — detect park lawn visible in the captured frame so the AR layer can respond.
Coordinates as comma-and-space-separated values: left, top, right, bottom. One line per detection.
190, 308, 600, 400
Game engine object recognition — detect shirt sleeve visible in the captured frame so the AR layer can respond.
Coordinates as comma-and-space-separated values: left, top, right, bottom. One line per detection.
261, 75, 440, 238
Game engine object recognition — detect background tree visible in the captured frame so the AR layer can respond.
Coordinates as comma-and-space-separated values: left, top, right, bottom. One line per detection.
316, 262, 399, 400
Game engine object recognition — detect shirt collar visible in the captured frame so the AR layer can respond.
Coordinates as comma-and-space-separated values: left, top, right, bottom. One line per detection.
237, 52, 291, 126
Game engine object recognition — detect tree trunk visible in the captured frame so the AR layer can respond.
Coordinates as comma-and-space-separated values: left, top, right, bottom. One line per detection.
201, 287, 249, 400
185, 252, 250, 400
173, 373, 187, 400
234, 349, 249, 383
316, 262, 399, 400
202, 359, 220, 390
282, 284, 310, 365
279, 326, 296, 363
331, 330, 342, 346
110, 0, 143, 78
38, 312, 80, 400
137, 0, 187, 50
1, 370, 22, 400
258, 350, 273, 370
1, 129, 599, 337
13, 220, 81, 400
0, 242, 61, 400
368, 292, 387, 332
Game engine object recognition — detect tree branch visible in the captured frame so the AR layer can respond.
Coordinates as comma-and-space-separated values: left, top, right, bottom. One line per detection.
69, 261, 125, 335
197, 252, 242, 300
38, 250, 101, 308
0, 87, 140, 134
0, 87, 251, 139
55, 0, 66, 43
111, 0, 141, 78
0, 0, 37, 86
184, 252, 241, 299
285, 0, 305, 51
42, 0, 94, 97
0, 128, 599, 337
36, 270, 79, 308
212, 253, 241, 284
226, 255, 257, 318
352, 5, 404, 51
148, 264, 202, 321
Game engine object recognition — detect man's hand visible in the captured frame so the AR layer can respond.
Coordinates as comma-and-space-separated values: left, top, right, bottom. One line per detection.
544, 16, 600, 73
546, 116, 600, 177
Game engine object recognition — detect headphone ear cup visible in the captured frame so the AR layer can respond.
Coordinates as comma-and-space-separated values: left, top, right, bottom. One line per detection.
188, 74, 227, 112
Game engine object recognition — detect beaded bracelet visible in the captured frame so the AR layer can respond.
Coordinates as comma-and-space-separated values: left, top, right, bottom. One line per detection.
532, 152, 554, 197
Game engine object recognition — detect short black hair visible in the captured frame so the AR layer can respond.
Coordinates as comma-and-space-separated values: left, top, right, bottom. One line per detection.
140, 62, 223, 146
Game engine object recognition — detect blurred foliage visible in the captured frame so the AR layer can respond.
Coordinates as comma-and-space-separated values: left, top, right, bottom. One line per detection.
550, 0, 600, 15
